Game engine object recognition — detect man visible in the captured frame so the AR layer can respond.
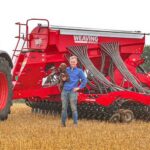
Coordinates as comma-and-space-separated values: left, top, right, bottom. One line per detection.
61, 55, 87, 127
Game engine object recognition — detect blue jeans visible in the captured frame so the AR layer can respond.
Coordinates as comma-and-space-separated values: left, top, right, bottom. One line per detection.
61, 89, 78, 125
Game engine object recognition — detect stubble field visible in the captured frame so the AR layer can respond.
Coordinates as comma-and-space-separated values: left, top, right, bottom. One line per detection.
0, 103, 150, 150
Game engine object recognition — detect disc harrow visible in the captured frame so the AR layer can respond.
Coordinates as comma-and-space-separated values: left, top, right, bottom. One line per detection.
25, 98, 150, 123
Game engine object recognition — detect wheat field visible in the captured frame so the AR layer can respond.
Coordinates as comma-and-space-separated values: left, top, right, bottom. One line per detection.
0, 103, 150, 150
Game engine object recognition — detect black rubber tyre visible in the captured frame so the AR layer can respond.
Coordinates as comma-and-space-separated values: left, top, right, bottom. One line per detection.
120, 109, 134, 123
0, 57, 13, 121
109, 112, 121, 123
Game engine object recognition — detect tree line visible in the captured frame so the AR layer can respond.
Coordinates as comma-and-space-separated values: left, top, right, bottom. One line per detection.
142, 45, 150, 72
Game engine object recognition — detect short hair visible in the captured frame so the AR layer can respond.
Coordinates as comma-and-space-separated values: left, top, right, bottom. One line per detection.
69, 55, 78, 61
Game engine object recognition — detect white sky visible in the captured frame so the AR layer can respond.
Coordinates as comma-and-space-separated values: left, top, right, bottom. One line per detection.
0, 0, 150, 56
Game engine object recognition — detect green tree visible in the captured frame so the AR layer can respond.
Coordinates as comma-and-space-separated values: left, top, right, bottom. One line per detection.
142, 45, 150, 72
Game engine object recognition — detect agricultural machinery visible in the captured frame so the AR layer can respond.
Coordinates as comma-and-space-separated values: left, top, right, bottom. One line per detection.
0, 18, 150, 122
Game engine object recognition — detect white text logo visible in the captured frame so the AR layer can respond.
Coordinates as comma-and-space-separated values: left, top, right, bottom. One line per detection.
74, 35, 98, 44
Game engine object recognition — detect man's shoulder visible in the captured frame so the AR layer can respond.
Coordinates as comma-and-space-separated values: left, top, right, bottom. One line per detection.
76, 67, 84, 73
77, 67, 83, 71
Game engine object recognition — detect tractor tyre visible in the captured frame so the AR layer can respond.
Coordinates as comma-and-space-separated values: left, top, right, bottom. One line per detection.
0, 57, 12, 121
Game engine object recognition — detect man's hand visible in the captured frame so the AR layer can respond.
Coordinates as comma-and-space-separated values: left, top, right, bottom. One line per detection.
62, 76, 67, 81
73, 87, 80, 92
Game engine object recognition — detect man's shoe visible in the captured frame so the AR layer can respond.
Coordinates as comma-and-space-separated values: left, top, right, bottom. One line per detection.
61, 123, 66, 127
74, 124, 78, 127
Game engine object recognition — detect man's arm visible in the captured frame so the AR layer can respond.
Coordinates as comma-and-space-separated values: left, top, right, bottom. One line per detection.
73, 69, 87, 92
78, 69, 87, 89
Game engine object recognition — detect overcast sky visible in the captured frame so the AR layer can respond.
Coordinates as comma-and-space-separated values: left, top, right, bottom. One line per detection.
0, 0, 150, 56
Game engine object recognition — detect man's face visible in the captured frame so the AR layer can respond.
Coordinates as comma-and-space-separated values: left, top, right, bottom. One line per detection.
70, 58, 77, 68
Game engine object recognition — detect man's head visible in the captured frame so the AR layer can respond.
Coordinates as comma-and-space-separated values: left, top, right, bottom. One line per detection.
69, 55, 78, 68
